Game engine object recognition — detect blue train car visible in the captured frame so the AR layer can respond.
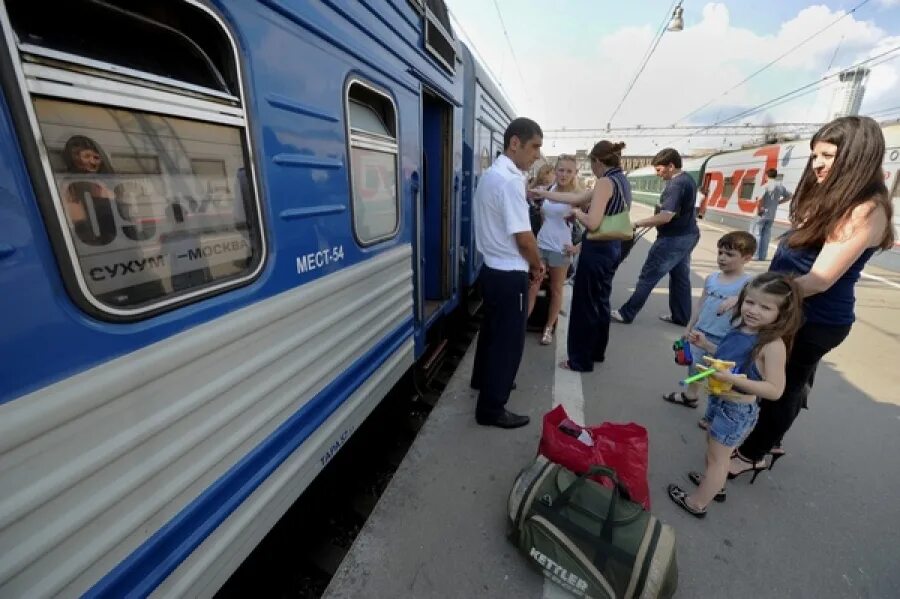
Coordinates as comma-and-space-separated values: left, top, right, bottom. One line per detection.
0, 0, 477, 595
459, 43, 515, 292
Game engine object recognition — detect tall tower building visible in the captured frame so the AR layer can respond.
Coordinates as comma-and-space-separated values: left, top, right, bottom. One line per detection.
829, 67, 870, 119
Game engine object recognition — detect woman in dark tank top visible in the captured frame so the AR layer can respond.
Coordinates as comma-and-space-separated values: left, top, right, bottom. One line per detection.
529, 140, 631, 371
730, 116, 896, 479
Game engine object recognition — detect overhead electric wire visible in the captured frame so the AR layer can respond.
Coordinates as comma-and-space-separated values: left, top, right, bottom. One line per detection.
606, 0, 680, 127
713, 49, 900, 125
490, 0, 531, 103
867, 103, 900, 118
672, 44, 900, 143
447, 8, 517, 112
674, 0, 874, 125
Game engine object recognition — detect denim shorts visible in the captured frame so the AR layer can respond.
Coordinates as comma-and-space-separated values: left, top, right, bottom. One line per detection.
540, 248, 570, 268
703, 395, 759, 447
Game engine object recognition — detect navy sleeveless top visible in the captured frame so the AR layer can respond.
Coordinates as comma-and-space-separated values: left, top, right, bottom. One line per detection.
769, 233, 876, 325
581, 167, 632, 245
603, 167, 632, 215
714, 329, 761, 382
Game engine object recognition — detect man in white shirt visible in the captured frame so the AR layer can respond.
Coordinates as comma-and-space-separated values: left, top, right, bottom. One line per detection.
470, 118, 545, 429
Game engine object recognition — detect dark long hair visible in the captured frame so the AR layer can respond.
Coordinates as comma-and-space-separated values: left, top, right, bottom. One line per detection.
789, 116, 893, 250
733, 272, 803, 363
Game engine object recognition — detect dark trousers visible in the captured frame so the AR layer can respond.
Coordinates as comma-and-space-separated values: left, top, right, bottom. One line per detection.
739, 321, 851, 461
617, 236, 635, 267
618, 232, 699, 325
567, 240, 621, 371
471, 266, 529, 419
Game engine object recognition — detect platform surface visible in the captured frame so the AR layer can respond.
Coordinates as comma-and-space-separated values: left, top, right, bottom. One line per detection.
324, 205, 900, 599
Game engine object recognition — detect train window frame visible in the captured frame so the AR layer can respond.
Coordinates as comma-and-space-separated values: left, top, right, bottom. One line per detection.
0, 0, 266, 321
740, 178, 756, 200
344, 78, 401, 247
722, 177, 735, 199
423, 0, 457, 73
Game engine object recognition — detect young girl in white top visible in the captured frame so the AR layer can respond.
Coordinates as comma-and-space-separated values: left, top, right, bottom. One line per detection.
527, 155, 582, 344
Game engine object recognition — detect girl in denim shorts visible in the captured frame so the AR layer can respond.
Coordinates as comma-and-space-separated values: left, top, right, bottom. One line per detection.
668, 273, 803, 518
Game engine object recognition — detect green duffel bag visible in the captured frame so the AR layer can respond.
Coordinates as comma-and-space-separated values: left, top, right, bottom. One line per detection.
508, 456, 677, 598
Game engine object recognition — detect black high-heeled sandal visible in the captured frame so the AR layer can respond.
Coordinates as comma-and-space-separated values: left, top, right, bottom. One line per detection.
727, 452, 768, 484
768, 445, 786, 470
687, 471, 726, 502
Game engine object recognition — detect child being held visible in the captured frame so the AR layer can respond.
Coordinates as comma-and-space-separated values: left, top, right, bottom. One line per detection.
667, 272, 802, 517
663, 231, 757, 429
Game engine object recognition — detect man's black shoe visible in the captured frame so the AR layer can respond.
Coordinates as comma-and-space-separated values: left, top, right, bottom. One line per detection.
470, 381, 517, 391
476, 410, 530, 429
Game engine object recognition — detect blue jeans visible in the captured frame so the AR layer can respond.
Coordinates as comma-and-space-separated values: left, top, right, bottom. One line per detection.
618, 232, 700, 325
752, 218, 774, 260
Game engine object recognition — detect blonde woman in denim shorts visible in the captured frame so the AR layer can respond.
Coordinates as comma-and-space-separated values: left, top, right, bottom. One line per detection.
528, 155, 581, 345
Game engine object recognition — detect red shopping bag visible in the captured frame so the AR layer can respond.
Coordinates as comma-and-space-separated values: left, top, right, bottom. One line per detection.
538, 405, 651, 510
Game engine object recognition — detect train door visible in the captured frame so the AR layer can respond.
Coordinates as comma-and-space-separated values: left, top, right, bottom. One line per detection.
471, 121, 493, 276
418, 90, 453, 324
699, 171, 713, 216
491, 131, 504, 162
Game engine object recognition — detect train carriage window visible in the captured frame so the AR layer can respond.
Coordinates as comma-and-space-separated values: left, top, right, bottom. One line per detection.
346, 81, 400, 245
722, 178, 735, 199
740, 178, 756, 199
2, 0, 264, 319
423, 0, 456, 72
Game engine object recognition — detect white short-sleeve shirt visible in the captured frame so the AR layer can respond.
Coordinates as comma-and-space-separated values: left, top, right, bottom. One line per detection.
473, 155, 531, 272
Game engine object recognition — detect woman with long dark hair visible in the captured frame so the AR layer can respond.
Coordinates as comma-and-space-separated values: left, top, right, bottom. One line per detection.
730, 116, 895, 479
530, 141, 631, 371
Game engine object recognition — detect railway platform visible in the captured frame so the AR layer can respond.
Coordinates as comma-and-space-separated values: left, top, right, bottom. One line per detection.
323, 204, 900, 599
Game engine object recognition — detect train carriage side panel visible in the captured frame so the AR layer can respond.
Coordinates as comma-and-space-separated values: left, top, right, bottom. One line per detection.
458, 43, 514, 291
0, 0, 463, 596
626, 157, 705, 209
701, 132, 899, 269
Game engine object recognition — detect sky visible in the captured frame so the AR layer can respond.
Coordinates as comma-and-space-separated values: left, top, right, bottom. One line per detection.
445, 0, 900, 155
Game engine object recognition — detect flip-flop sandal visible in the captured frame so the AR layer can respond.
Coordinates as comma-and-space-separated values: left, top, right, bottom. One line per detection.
662, 391, 698, 408
667, 484, 707, 518
659, 314, 687, 325
559, 360, 587, 372
687, 471, 726, 502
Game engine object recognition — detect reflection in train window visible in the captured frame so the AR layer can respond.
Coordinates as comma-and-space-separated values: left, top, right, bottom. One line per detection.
346, 81, 400, 244
34, 99, 261, 311
7, 0, 263, 319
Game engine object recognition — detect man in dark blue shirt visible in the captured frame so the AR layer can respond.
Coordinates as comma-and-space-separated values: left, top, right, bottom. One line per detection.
612, 148, 700, 325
